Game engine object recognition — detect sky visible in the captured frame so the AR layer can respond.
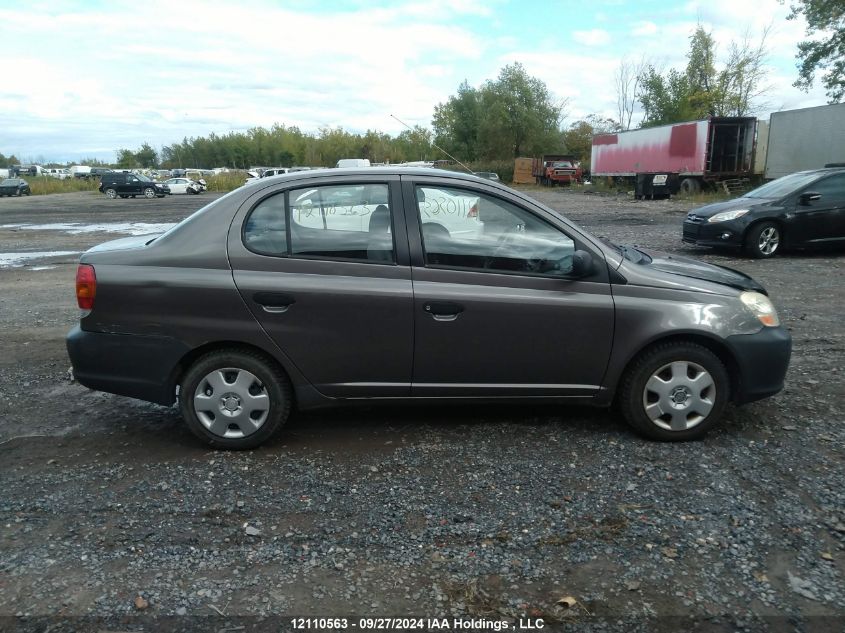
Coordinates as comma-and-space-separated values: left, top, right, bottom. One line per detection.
0, 0, 831, 164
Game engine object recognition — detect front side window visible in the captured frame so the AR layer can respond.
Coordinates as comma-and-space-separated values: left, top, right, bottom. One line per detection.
243, 183, 394, 263
809, 174, 845, 200
416, 185, 576, 276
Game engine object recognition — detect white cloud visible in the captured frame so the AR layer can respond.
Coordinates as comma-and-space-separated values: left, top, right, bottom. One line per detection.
632, 21, 658, 37
573, 29, 611, 47
0, 0, 830, 162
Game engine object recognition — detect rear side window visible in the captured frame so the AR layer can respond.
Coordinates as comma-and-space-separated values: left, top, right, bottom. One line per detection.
244, 192, 287, 255
243, 183, 394, 264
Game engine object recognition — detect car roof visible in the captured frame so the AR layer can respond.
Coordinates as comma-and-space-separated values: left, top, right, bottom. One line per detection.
246, 166, 499, 187
792, 167, 845, 176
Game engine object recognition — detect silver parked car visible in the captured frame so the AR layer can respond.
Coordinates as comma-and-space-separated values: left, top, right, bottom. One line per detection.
67, 168, 790, 449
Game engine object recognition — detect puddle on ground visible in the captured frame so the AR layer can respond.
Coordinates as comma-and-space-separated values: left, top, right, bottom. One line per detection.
0, 251, 80, 268
1, 222, 176, 236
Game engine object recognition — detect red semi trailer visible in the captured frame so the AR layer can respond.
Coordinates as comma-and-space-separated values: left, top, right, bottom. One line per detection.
590, 117, 756, 196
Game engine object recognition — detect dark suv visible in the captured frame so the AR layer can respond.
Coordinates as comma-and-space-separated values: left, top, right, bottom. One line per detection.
99, 172, 170, 199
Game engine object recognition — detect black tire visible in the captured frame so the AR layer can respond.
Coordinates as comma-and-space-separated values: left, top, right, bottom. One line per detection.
618, 342, 729, 441
179, 348, 292, 450
744, 221, 781, 259
143, 187, 156, 198
680, 178, 700, 195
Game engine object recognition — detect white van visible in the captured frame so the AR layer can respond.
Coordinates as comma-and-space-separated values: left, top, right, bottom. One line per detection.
47, 168, 72, 180
335, 159, 371, 168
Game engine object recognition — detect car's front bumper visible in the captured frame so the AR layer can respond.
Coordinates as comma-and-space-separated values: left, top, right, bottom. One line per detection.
67, 325, 188, 406
682, 219, 745, 247
725, 326, 792, 404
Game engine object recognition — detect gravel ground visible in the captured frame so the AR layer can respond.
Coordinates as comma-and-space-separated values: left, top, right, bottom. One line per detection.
0, 188, 843, 632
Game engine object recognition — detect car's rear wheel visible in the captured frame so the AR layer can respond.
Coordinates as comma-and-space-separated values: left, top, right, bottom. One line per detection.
143, 187, 155, 198
105, 188, 117, 199
745, 221, 780, 258
618, 342, 729, 441
180, 349, 292, 450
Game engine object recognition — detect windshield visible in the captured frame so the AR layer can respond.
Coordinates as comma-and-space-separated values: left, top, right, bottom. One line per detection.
136, 174, 153, 183
552, 161, 573, 168
745, 172, 820, 198
1, 179, 16, 186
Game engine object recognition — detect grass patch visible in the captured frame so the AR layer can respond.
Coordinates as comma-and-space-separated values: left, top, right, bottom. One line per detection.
25, 177, 100, 196
204, 172, 246, 193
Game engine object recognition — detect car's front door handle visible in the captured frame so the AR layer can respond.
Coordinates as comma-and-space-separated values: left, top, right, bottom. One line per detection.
424, 301, 464, 321
254, 292, 296, 314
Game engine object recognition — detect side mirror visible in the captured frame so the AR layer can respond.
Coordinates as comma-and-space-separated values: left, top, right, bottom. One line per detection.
571, 250, 594, 277
799, 191, 821, 205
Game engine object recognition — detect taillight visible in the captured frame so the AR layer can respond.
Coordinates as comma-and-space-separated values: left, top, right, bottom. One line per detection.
76, 264, 96, 310
468, 202, 478, 218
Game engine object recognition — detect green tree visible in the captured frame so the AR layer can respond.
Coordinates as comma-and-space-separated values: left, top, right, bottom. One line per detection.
116, 148, 136, 168
432, 64, 565, 161
477, 63, 565, 159
135, 143, 158, 168
685, 26, 719, 117
432, 80, 481, 161
787, 0, 845, 102
638, 25, 771, 126
638, 66, 694, 126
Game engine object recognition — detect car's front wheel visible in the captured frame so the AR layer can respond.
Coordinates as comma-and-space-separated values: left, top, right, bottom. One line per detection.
105, 188, 117, 199
618, 342, 729, 441
143, 187, 156, 198
179, 349, 292, 449
745, 221, 780, 258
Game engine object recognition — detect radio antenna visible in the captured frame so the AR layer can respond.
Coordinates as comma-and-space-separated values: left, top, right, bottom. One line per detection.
390, 114, 473, 174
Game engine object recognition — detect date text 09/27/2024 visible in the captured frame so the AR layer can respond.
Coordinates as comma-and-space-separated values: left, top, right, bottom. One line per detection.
290, 617, 546, 630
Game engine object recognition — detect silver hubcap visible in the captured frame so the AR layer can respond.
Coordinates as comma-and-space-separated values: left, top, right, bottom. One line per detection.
758, 227, 779, 255
643, 361, 715, 431
193, 367, 270, 439
106, 190, 116, 198
145, 189, 155, 198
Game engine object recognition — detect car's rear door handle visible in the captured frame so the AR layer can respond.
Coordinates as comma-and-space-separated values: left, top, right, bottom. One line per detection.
254, 292, 296, 314
424, 301, 463, 321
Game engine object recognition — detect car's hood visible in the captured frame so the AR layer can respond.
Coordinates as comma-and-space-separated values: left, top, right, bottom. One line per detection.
638, 248, 766, 294
688, 197, 774, 218
86, 235, 154, 253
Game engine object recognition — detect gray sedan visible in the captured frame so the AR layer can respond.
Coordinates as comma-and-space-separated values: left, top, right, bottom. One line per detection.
67, 168, 790, 449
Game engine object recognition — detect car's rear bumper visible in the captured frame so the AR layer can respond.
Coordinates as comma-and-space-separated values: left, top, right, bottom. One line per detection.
725, 326, 792, 404
67, 325, 188, 406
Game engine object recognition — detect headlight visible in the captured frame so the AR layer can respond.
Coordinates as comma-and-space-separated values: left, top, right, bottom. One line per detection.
740, 291, 779, 327
707, 209, 749, 223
